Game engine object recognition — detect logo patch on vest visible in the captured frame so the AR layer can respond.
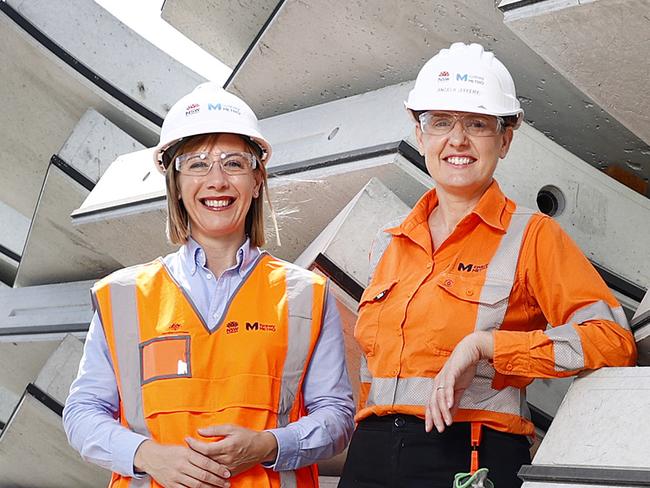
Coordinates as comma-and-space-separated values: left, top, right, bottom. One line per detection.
246, 321, 277, 332
168, 322, 182, 331
457, 262, 488, 273
226, 321, 239, 334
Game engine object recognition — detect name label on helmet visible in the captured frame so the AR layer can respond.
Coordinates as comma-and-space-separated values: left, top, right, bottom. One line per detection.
208, 103, 241, 115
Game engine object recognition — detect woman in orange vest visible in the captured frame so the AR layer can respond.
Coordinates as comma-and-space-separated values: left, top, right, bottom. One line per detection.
63, 83, 354, 488
338, 43, 637, 488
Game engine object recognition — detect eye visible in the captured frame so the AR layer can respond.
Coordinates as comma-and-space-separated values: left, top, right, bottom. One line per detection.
187, 159, 210, 170
465, 117, 490, 129
222, 156, 246, 169
427, 116, 454, 128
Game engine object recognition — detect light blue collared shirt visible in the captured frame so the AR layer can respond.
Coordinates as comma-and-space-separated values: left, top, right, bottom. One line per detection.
63, 238, 354, 476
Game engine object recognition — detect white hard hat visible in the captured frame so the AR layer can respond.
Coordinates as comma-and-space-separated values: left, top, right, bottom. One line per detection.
153, 82, 272, 173
405, 42, 523, 127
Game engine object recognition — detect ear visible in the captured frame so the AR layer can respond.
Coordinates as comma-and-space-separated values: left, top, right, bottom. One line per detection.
499, 127, 514, 159
253, 172, 262, 198
415, 124, 425, 156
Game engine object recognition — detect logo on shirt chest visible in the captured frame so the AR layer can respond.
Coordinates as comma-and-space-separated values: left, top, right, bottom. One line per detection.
246, 321, 277, 332
457, 262, 488, 273
225, 320, 277, 334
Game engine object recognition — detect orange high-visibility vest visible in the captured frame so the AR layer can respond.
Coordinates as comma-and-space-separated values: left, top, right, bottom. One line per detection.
93, 252, 326, 488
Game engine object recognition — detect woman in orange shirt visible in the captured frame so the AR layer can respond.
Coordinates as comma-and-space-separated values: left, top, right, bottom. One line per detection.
338, 42, 636, 488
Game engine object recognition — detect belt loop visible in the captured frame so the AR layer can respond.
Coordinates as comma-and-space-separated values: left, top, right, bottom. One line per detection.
470, 422, 482, 474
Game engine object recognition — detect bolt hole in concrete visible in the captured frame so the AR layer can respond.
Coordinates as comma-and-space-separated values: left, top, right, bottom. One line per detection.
536, 185, 565, 217
328, 127, 340, 140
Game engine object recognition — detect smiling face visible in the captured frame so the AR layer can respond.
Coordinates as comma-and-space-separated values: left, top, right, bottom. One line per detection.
175, 133, 262, 245
415, 111, 514, 201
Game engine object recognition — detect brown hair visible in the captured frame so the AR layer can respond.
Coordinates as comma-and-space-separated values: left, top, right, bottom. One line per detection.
164, 133, 268, 247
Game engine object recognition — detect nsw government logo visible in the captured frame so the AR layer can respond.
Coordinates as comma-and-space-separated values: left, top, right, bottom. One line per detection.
438, 70, 450, 82
185, 103, 200, 116
226, 321, 239, 334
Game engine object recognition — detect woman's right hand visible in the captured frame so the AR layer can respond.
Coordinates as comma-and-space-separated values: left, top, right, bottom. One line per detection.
134, 440, 232, 488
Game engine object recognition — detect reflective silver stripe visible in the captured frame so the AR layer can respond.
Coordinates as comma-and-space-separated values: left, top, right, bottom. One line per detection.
545, 324, 585, 371
279, 471, 298, 488
475, 209, 534, 331
460, 208, 534, 416
563, 300, 631, 331
105, 266, 153, 487
359, 354, 372, 383
546, 300, 630, 372
277, 264, 318, 488
278, 265, 315, 428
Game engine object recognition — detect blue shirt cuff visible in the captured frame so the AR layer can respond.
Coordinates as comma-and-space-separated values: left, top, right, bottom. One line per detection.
263, 428, 300, 471
113, 432, 149, 477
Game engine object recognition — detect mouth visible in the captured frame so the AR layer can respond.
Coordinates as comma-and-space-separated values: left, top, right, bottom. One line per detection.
444, 156, 476, 167
200, 197, 235, 210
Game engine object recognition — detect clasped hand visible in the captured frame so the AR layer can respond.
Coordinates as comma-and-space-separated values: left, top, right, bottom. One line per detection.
134, 424, 278, 488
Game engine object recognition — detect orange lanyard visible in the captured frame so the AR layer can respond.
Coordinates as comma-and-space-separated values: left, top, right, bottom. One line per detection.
470, 422, 482, 473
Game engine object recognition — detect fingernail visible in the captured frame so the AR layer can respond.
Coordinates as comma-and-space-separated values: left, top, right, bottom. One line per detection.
224, 470, 231, 478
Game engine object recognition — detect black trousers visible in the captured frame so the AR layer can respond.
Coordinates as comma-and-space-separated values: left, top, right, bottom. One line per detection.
338, 415, 531, 488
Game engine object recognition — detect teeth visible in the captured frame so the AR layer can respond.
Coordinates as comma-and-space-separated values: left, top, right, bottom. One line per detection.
203, 199, 231, 208
446, 156, 474, 166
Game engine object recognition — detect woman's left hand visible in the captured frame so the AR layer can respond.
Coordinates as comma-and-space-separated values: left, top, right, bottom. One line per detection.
186, 424, 278, 477
425, 331, 494, 433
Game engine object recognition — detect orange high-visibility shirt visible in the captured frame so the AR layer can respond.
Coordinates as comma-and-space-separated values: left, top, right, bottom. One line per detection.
94, 253, 325, 488
355, 181, 636, 435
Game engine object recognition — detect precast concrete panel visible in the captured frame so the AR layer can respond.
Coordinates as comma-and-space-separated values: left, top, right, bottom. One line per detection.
0, 279, 94, 338
633, 289, 650, 366
533, 368, 650, 468
162, 0, 278, 69
227, 0, 649, 197
0, 341, 60, 422
0, 392, 110, 487
73, 152, 431, 265
16, 110, 141, 287
34, 335, 84, 405
0, 9, 157, 222
501, 0, 650, 150
495, 122, 650, 290
295, 177, 411, 287
6, 0, 204, 119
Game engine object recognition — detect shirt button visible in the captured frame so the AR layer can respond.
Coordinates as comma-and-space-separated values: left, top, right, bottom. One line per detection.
391, 368, 399, 376
212, 313, 218, 320
506, 363, 513, 371
444, 279, 453, 287
394, 417, 406, 428
466, 289, 474, 296
426, 263, 432, 269
206, 273, 213, 280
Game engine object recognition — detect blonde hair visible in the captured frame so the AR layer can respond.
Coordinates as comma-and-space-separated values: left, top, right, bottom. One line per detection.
164, 133, 269, 247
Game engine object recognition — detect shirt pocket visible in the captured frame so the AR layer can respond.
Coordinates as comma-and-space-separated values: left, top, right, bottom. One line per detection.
426, 274, 512, 355
354, 279, 398, 357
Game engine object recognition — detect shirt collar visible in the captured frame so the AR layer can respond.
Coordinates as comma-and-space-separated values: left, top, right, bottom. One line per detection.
184, 236, 258, 278
388, 179, 509, 239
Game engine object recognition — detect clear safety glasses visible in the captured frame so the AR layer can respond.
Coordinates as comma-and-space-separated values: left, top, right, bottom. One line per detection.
174, 151, 258, 176
419, 111, 505, 137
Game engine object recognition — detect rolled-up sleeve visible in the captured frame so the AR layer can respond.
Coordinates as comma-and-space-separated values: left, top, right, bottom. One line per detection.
493, 215, 637, 378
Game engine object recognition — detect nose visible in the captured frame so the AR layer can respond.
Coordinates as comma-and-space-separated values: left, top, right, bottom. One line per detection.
447, 120, 469, 146
204, 161, 229, 188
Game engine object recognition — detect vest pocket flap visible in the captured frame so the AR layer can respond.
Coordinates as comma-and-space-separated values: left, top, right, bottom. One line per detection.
142, 374, 282, 416
359, 279, 399, 308
438, 275, 511, 305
